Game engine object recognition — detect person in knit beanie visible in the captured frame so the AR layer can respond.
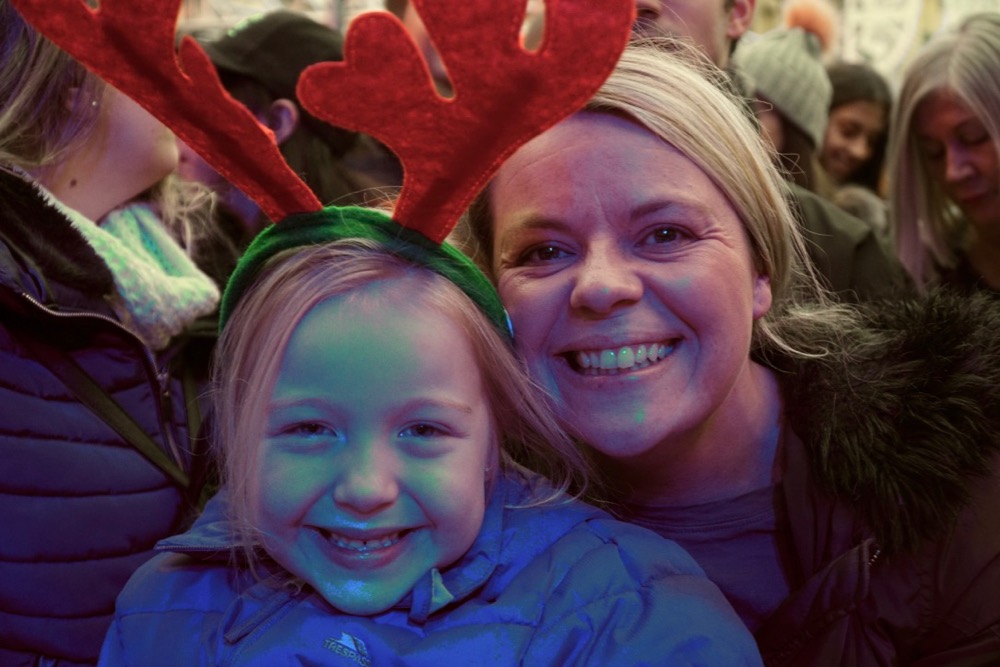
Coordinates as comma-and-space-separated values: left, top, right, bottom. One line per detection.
734, 0, 837, 196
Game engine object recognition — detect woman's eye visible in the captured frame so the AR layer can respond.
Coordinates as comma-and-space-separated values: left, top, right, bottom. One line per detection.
518, 244, 570, 264
641, 226, 686, 246
960, 130, 989, 146
839, 123, 861, 139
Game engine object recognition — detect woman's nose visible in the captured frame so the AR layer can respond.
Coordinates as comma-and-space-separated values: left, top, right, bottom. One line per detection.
945, 145, 975, 183
569, 243, 643, 315
847, 135, 871, 162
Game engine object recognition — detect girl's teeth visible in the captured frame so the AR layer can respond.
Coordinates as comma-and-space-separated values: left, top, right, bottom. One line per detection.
331, 532, 401, 552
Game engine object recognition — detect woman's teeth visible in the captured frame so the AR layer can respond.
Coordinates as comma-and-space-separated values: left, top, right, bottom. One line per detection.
574, 342, 674, 375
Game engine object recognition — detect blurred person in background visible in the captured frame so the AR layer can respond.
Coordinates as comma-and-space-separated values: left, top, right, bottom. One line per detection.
888, 12, 1000, 293
179, 10, 401, 253
822, 61, 893, 194
631, 0, 909, 300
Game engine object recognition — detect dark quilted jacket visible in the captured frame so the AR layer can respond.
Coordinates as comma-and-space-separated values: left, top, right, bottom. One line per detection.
0, 170, 210, 666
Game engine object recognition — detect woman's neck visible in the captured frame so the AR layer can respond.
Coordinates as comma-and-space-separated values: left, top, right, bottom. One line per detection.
603, 361, 784, 508
31, 159, 116, 222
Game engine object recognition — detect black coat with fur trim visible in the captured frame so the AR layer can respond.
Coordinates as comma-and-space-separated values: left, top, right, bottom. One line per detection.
0, 170, 208, 665
757, 289, 1000, 665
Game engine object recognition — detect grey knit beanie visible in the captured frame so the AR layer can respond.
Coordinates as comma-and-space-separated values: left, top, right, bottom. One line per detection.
735, 27, 832, 148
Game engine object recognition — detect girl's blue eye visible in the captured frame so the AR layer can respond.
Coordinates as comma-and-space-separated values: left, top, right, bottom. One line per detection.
400, 423, 444, 438
291, 422, 330, 437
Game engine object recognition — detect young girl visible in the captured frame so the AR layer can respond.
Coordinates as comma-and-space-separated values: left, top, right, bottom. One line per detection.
98, 209, 762, 665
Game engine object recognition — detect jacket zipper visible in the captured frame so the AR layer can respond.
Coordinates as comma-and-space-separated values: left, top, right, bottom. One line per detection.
17, 290, 185, 468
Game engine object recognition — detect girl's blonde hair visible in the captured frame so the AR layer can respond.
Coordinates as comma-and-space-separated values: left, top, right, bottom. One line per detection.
888, 12, 1000, 290
214, 237, 592, 561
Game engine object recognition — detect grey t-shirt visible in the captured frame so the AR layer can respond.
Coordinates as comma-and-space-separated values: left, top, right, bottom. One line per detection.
625, 484, 794, 632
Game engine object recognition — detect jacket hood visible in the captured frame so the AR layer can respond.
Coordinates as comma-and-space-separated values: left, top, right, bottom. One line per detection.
157, 468, 603, 627
781, 288, 1000, 554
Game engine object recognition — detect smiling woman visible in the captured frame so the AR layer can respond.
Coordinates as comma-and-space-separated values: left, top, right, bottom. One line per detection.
465, 39, 1000, 665
491, 111, 773, 463
822, 61, 892, 191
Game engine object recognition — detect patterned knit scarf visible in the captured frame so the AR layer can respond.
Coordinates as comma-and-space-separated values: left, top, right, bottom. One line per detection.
45, 190, 220, 351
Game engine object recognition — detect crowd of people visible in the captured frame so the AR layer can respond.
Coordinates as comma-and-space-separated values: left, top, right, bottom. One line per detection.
2, 0, 1000, 665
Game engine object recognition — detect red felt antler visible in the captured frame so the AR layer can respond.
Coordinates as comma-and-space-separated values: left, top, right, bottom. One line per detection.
299, 0, 634, 243
14, 0, 633, 242
11, 0, 322, 222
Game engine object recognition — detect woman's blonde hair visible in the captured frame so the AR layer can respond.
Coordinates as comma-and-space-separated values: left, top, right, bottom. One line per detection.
888, 12, 1000, 290
1, 0, 213, 255
466, 39, 853, 362
0, 0, 104, 168
214, 237, 592, 561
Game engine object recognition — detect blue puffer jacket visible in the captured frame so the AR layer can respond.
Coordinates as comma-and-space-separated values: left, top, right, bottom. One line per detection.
100, 471, 763, 666
0, 171, 211, 666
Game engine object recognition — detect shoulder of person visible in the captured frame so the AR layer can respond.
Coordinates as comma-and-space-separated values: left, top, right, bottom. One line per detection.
786, 182, 912, 299
508, 505, 763, 665
788, 182, 871, 244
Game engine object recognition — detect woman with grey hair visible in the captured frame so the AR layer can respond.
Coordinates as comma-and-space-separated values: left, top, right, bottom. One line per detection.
888, 12, 1000, 292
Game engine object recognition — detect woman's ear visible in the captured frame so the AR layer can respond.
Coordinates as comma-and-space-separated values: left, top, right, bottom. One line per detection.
263, 98, 300, 146
752, 272, 773, 320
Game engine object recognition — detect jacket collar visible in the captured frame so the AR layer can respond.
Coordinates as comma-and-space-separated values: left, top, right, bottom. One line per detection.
0, 169, 116, 311
157, 472, 518, 631
775, 288, 1000, 555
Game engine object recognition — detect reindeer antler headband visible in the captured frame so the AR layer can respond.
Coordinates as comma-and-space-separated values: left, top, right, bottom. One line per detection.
13, 0, 634, 336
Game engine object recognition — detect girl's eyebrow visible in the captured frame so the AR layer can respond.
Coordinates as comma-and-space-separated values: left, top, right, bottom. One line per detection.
268, 397, 474, 415
399, 398, 475, 415
267, 397, 332, 412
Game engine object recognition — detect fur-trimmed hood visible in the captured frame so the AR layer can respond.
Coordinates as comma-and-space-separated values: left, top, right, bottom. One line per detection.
781, 288, 1000, 555
0, 169, 115, 312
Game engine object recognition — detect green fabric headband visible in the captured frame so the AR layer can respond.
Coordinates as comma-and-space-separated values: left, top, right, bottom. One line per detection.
219, 206, 512, 343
